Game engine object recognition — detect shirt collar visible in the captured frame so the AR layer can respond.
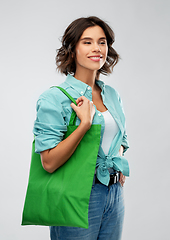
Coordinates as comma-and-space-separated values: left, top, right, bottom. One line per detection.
65, 74, 105, 95
95, 79, 105, 92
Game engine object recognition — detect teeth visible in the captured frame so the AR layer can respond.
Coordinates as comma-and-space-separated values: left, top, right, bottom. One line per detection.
90, 57, 101, 59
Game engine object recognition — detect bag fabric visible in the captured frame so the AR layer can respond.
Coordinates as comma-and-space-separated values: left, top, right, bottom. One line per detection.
21, 86, 101, 229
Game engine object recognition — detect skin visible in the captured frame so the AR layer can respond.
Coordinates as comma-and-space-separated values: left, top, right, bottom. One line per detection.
41, 25, 126, 186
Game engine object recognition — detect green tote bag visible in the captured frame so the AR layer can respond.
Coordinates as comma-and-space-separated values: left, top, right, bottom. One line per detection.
21, 86, 101, 229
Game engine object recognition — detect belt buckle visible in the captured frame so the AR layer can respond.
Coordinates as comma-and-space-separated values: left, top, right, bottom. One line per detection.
110, 172, 119, 184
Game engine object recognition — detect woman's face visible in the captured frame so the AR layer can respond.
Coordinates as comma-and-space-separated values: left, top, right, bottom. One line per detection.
75, 25, 108, 74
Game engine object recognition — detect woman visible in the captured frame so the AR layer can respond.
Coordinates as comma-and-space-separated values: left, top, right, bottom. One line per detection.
33, 16, 129, 240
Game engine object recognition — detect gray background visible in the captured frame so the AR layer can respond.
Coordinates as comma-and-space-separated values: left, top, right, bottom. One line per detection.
0, 0, 170, 239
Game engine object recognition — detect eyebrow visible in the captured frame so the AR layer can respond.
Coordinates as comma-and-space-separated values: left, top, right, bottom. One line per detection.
80, 37, 107, 41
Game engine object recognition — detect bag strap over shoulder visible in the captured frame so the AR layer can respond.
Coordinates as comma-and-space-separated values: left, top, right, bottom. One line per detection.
52, 86, 77, 126
56, 87, 77, 105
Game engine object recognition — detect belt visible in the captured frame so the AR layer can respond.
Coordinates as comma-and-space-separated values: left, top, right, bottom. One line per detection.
95, 172, 120, 186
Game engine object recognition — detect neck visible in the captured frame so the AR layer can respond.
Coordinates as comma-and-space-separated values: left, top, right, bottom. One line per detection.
74, 69, 98, 91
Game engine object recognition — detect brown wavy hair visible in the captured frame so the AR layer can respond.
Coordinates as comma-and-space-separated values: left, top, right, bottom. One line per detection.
56, 16, 119, 78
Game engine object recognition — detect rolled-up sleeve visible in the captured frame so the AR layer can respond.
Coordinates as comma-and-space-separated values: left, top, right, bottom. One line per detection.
122, 130, 129, 154
33, 97, 67, 154
117, 93, 130, 154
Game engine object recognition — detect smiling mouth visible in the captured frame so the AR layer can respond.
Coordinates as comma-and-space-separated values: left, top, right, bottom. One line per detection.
88, 56, 103, 61
88, 55, 102, 58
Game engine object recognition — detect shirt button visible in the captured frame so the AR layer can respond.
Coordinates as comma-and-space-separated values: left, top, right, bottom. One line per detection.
87, 86, 90, 90
98, 113, 101, 116
80, 91, 83, 95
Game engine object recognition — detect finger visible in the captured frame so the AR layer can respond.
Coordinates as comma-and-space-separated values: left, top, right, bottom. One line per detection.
77, 101, 83, 107
119, 172, 125, 185
70, 102, 78, 111
119, 172, 123, 181
76, 96, 87, 104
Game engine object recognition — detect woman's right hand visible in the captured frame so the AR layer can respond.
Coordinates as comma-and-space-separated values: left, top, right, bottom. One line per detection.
70, 96, 95, 130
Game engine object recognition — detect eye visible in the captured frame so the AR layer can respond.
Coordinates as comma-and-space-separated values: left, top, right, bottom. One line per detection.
84, 41, 91, 44
99, 41, 106, 45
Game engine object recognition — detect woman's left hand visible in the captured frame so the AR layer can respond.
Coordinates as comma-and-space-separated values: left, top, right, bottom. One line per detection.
119, 145, 126, 187
119, 172, 126, 187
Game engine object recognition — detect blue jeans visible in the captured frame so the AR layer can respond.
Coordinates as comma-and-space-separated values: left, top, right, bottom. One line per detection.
50, 181, 124, 240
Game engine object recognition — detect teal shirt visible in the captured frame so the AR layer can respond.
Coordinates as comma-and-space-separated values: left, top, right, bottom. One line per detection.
33, 74, 130, 186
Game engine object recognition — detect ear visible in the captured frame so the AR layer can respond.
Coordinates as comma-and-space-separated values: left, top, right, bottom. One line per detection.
72, 51, 76, 59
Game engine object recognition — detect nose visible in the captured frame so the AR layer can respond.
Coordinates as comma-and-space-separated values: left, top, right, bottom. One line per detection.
92, 43, 101, 52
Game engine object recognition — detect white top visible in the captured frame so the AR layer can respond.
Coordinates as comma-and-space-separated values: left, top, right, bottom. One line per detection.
101, 110, 119, 155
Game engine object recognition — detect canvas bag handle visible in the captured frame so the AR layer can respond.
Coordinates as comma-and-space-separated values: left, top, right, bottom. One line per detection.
53, 86, 77, 126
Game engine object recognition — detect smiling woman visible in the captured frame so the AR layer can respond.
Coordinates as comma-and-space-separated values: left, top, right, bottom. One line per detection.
75, 26, 108, 75
56, 16, 119, 79
31, 16, 129, 240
